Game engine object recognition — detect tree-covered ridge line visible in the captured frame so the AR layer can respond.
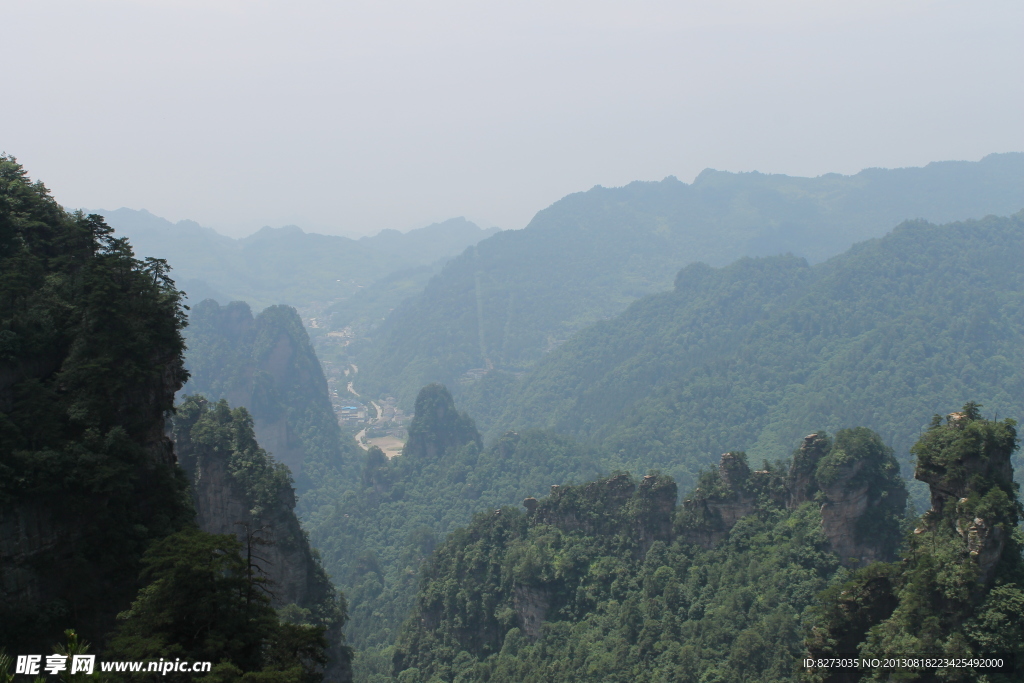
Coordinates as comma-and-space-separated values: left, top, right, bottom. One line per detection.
491, 212, 1024, 505
357, 153, 1024, 410
389, 406, 1022, 683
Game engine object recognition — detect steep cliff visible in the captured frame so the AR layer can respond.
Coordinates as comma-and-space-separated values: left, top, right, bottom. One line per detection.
182, 299, 354, 491
805, 405, 1024, 682
530, 473, 676, 557
393, 427, 909, 682
678, 429, 907, 566
0, 156, 192, 650
172, 395, 353, 681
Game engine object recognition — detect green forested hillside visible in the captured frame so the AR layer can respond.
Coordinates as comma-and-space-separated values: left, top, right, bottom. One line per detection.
389, 426, 909, 682
0, 156, 193, 650
358, 154, 1024, 408
323, 265, 438, 336
0, 157, 351, 680
495, 212, 1024, 503
390, 409, 1021, 683
96, 210, 497, 311
303, 385, 604, 657
182, 299, 359, 495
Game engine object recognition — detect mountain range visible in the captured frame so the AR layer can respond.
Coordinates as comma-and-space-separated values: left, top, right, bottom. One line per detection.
93, 208, 499, 311
356, 153, 1024, 409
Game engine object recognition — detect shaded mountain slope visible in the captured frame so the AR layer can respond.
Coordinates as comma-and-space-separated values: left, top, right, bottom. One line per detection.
0, 156, 192, 650
358, 153, 1024, 409
95, 209, 498, 310
182, 299, 358, 495
495, 213, 1024, 499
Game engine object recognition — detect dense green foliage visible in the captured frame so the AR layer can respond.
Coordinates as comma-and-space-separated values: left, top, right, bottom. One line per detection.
182, 299, 358, 495
304, 385, 604, 652
173, 396, 295, 517
389, 461, 859, 682
109, 528, 330, 683
358, 154, 1024, 409
388, 409, 1022, 683
96, 210, 497, 311
494, 213, 1024, 504
806, 407, 1024, 682
0, 156, 192, 650
171, 396, 348, 628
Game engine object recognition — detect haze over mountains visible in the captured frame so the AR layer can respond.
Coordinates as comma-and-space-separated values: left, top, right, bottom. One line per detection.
493, 212, 1024, 500
359, 153, 1024, 408
94, 208, 499, 310
7, 151, 1024, 682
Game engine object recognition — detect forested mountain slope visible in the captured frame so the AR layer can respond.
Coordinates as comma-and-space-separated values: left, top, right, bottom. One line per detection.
0, 157, 352, 680
96, 209, 498, 310
304, 385, 604, 655
496, 212, 1024, 501
0, 157, 193, 650
392, 409, 1021, 683
392, 428, 907, 682
182, 299, 359, 494
359, 154, 1024, 408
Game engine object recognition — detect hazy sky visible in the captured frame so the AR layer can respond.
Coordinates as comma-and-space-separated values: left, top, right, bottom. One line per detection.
5, 0, 1022, 238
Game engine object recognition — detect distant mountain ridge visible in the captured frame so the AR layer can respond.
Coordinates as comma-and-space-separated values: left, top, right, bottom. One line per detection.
357, 153, 1024, 409
93, 208, 499, 310
492, 211, 1024, 501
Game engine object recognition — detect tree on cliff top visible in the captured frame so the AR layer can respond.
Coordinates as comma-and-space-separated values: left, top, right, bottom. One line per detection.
0, 155, 192, 650
109, 528, 328, 683
806, 404, 1024, 682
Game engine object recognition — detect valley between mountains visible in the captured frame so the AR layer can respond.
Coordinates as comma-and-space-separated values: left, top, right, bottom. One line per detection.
3, 154, 1024, 682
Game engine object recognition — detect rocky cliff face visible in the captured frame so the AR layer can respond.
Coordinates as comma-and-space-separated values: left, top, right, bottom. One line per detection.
678, 452, 785, 547
0, 162, 193, 651
188, 447, 323, 607
679, 430, 906, 567
512, 585, 551, 641
530, 473, 676, 558
182, 300, 345, 485
172, 396, 352, 682
914, 406, 1019, 585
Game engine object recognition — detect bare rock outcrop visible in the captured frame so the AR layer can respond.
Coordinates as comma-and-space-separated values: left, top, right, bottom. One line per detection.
173, 396, 352, 682
188, 448, 322, 608
513, 585, 551, 641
